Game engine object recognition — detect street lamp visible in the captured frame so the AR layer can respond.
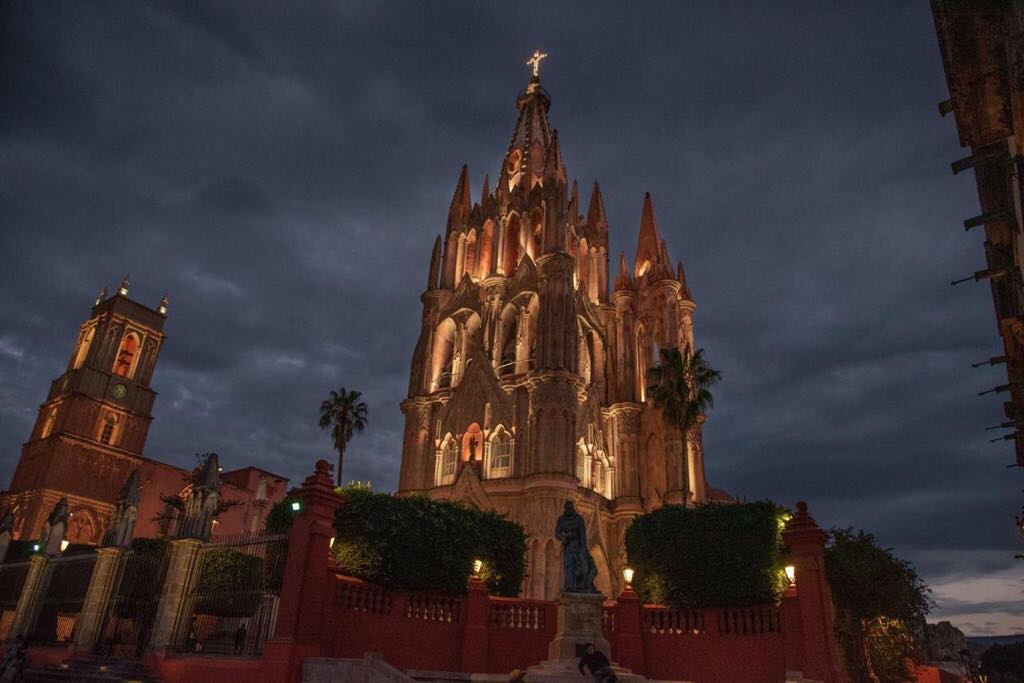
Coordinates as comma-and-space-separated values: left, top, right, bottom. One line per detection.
622, 567, 635, 586
473, 559, 483, 576
784, 565, 796, 586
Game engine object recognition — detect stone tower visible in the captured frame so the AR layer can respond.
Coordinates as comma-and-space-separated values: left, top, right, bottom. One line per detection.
397, 68, 715, 599
2, 278, 168, 544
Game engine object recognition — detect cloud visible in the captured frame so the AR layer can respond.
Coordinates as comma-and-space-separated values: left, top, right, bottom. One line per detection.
0, 1, 1018, 635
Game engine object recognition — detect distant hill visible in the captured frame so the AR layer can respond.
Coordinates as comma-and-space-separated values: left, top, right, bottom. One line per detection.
967, 634, 1024, 657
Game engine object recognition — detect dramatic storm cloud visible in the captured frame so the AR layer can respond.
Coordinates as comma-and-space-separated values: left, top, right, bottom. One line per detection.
1, 2, 1019, 634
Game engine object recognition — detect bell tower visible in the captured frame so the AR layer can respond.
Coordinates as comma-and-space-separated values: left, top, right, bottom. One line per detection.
3, 277, 168, 543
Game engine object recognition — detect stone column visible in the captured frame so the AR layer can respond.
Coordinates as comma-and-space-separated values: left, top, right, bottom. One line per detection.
9, 554, 50, 638
262, 459, 344, 683
71, 547, 124, 653
782, 502, 848, 683
612, 584, 644, 673
460, 576, 489, 673
687, 419, 709, 503
147, 538, 202, 656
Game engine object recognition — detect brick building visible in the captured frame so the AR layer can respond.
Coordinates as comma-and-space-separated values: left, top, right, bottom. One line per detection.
0, 278, 287, 545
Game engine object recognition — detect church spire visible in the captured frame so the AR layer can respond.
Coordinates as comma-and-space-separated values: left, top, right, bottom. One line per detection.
634, 193, 664, 278
447, 165, 472, 229
586, 182, 609, 247
500, 58, 554, 197
615, 251, 633, 291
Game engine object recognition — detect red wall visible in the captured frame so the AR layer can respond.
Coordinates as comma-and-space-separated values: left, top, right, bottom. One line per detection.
321, 574, 556, 673
636, 606, 787, 683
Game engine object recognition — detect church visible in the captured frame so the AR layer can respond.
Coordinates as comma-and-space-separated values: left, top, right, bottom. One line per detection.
397, 57, 731, 599
0, 277, 288, 546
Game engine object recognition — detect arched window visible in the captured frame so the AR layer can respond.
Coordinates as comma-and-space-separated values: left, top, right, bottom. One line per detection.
99, 413, 118, 445
504, 214, 522, 275
113, 333, 139, 378
464, 229, 478, 282
487, 428, 513, 479
73, 327, 95, 369
437, 436, 458, 485
575, 444, 588, 487
41, 407, 58, 439
431, 319, 457, 391
478, 221, 494, 279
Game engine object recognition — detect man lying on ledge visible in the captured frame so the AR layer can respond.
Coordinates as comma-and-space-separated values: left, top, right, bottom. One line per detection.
578, 643, 617, 683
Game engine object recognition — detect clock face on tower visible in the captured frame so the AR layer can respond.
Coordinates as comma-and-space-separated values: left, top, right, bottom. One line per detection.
111, 383, 127, 399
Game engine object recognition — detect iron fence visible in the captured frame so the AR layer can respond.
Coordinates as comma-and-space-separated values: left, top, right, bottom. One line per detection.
0, 561, 31, 640
94, 546, 171, 657
175, 532, 288, 657
29, 551, 97, 644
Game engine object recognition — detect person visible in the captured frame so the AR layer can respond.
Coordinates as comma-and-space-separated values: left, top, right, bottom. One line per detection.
0, 636, 28, 683
578, 643, 616, 683
233, 622, 247, 655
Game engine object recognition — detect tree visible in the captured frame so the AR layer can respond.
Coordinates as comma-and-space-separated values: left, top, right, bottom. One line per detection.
981, 642, 1024, 683
825, 529, 933, 683
646, 344, 721, 434
318, 388, 369, 486
155, 453, 240, 534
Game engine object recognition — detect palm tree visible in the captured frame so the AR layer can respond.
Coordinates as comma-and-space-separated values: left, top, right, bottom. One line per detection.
318, 388, 369, 486
646, 345, 721, 433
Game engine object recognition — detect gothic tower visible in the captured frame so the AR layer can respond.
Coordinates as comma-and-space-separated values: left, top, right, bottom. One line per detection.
398, 66, 716, 599
2, 278, 168, 544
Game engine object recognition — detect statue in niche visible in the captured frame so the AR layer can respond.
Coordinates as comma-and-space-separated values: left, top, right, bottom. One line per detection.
40, 497, 69, 556
555, 500, 598, 594
468, 435, 479, 461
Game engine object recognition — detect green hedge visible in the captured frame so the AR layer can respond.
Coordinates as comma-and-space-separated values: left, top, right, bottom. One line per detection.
333, 490, 526, 596
625, 501, 790, 607
194, 547, 264, 617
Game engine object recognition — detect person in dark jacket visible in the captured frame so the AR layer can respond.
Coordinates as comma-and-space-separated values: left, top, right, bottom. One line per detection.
578, 643, 616, 682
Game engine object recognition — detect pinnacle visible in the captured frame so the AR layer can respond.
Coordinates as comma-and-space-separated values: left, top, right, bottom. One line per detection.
587, 182, 608, 232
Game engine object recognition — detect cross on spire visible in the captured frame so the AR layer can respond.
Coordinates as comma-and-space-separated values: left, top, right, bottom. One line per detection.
527, 50, 548, 78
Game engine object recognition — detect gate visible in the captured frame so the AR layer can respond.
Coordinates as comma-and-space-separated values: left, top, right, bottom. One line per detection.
174, 532, 288, 657
0, 561, 31, 640
94, 546, 170, 657
29, 551, 97, 644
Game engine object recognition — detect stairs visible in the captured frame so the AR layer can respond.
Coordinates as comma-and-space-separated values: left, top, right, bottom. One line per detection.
24, 655, 159, 682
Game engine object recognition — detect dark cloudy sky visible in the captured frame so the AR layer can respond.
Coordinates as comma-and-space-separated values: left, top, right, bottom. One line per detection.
1, 1, 1021, 635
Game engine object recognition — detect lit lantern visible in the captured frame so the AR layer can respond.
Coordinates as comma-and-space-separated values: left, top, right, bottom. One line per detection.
623, 567, 635, 586
330, 537, 336, 548
291, 501, 301, 512
473, 559, 483, 575
60, 540, 70, 552
784, 565, 796, 585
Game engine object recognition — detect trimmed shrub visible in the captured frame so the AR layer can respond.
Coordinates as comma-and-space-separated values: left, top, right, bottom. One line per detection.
625, 501, 790, 607
333, 490, 526, 596
113, 538, 169, 619
194, 547, 263, 617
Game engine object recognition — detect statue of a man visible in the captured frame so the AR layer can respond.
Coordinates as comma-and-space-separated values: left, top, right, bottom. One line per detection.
554, 500, 598, 594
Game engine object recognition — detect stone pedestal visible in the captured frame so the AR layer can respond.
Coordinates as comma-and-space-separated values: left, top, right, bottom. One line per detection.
547, 592, 609, 661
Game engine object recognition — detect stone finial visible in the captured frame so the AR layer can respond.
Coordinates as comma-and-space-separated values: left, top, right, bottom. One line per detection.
0, 509, 12, 563
95, 287, 108, 306
158, 293, 169, 315
118, 274, 130, 296
103, 470, 139, 547
41, 497, 69, 556
176, 453, 221, 540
